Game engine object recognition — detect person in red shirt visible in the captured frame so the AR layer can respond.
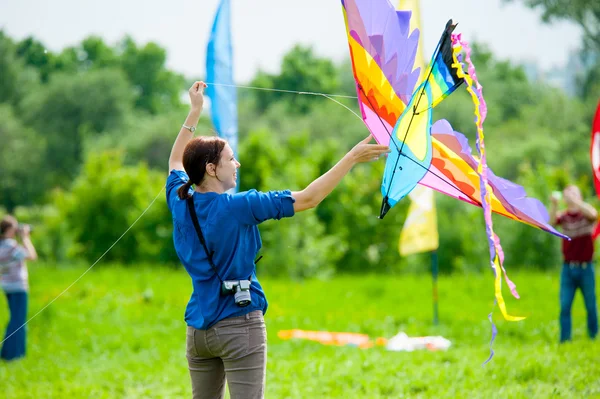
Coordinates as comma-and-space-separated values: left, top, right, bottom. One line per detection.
550, 185, 598, 342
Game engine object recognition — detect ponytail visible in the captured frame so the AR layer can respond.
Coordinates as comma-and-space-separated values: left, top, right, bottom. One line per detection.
177, 180, 194, 200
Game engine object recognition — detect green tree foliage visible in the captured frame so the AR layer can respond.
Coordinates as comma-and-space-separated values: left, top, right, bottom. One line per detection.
88, 113, 215, 171
238, 130, 344, 278
15, 36, 55, 82
119, 37, 185, 114
44, 151, 176, 264
11, 34, 185, 114
1, 29, 596, 276
0, 105, 45, 211
20, 69, 134, 187
0, 31, 39, 107
249, 45, 340, 113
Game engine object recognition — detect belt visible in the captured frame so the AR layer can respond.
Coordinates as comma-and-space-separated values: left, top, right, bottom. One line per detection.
566, 261, 592, 269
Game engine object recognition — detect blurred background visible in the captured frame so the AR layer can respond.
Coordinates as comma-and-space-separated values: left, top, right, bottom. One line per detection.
0, 0, 599, 397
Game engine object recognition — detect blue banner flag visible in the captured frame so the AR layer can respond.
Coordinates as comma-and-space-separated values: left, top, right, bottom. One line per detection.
206, 0, 238, 190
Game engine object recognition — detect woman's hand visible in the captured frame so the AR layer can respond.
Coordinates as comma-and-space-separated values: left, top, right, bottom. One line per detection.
17, 224, 31, 239
349, 135, 391, 163
169, 82, 208, 172
189, 81, 208, 110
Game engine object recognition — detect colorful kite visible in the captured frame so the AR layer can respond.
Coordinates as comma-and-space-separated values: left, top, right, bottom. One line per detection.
341, 0, 568, 327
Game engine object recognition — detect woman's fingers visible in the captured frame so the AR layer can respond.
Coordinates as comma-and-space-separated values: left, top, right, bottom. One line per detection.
190, 81, 208, 93
359, 135, 373, 144
355, 145, 390, 162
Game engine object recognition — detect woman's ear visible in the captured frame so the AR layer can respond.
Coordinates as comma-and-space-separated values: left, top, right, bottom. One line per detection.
206, 163, 217, 177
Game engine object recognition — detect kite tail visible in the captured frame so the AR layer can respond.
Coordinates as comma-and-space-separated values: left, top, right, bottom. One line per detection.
450, 33, 524, 319
450, 33, 525, 328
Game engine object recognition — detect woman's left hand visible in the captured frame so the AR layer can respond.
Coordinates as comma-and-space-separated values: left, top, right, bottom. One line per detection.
349, 135, 390, 163
189, 81, 208, 110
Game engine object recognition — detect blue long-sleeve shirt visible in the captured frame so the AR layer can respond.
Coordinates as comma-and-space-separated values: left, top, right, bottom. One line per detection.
166, 170, 295, 329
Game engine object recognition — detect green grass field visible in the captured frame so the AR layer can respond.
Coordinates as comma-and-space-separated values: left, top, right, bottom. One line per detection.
1, 265, 599, 398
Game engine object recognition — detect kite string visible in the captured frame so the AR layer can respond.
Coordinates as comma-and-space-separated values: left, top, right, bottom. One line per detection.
451, 34, 522, 312
0, 85, 360, 346
450, 34, 525, 366
204, 82, 359, 100
2, 79, 477, 347
0, 187, 166, 346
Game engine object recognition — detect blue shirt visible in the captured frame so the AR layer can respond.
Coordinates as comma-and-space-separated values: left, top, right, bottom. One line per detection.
166, 170, 295, 329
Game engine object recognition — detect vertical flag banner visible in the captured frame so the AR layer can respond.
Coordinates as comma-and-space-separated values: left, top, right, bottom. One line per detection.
206, 0, 238, 191
397, 0, 439, 256
398, 0, 426, 82
399, 186, 439, 256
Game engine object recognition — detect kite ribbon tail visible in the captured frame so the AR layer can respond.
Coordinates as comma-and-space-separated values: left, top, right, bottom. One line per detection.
451, 33, 525, 322
494, 256, 526, 322
483, 309, 498, 365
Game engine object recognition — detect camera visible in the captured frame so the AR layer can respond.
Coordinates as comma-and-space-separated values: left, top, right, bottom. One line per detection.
17, 224, 33, 234
221, 280, 251, 307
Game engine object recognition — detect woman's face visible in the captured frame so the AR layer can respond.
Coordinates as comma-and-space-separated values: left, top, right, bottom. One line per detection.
1, 223, 17, 238
216, 144, 240, 191
563, 185, 581, 206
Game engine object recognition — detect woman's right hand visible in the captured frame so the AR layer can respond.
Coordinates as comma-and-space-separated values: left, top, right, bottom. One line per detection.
189, 81, 208, 110
349, 135, 391, 163
18, 225, 31, 238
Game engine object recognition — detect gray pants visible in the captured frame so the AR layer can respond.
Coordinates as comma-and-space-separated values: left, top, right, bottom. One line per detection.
186, 310, 267, 399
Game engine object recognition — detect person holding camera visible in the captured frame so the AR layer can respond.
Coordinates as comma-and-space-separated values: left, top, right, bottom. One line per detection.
550, 185, 598, 343
0, 215, 38, 361
167, 81, 389, 399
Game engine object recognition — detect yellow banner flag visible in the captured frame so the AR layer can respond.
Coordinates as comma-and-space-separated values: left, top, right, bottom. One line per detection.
399, 185, 439, 255
399, 0, 426, 81
398, 0, 439, 256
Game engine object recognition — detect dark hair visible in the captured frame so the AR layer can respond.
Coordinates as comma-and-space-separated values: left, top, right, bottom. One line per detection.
177, 137, 227, 200
1, 215, 17, 237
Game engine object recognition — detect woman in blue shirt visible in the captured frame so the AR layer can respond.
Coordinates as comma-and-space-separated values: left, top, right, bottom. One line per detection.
168, 82, 390, 399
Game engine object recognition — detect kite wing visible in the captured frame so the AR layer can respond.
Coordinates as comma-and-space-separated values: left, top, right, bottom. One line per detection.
341, 0, 421, 145
418, 120, 567, 239
341, 0, 563, 240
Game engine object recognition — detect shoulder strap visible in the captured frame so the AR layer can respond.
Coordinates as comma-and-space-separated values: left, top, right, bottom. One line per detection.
186, 196, 224, 282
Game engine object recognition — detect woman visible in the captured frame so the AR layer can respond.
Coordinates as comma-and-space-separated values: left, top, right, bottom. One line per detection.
167, 81, 389, 399
0, 215, 37, 361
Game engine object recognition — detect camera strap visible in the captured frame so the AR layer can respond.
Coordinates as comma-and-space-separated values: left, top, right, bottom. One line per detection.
186, 196, 224, 283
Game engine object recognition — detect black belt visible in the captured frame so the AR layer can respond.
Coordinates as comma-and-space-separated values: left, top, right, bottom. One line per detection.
566, 261, 592, 269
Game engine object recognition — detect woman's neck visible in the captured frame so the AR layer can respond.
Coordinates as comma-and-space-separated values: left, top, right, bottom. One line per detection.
195, 179, 225, 194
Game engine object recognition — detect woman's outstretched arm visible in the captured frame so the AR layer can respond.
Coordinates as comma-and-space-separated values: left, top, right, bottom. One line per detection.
292, 135, 390, 212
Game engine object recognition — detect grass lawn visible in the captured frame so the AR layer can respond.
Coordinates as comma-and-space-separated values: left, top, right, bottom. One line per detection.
1, 265, 598, 398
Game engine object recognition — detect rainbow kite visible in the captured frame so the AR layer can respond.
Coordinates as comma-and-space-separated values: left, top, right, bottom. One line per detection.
341, 0, 568, 335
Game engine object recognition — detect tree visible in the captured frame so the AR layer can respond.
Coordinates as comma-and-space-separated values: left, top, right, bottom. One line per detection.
0, 105, 45, 211
249, 45, 340, 114
0, 31, 39, 107
20, 69, 134, 187
48, 151, 177, 264
119, 37, 185, 114
15, 36, 55, 82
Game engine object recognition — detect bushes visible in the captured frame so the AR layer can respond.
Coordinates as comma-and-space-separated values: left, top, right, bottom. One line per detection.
14, 151, 177, 265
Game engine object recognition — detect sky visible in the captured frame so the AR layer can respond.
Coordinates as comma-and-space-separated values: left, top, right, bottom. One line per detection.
0, 0, 582, 83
